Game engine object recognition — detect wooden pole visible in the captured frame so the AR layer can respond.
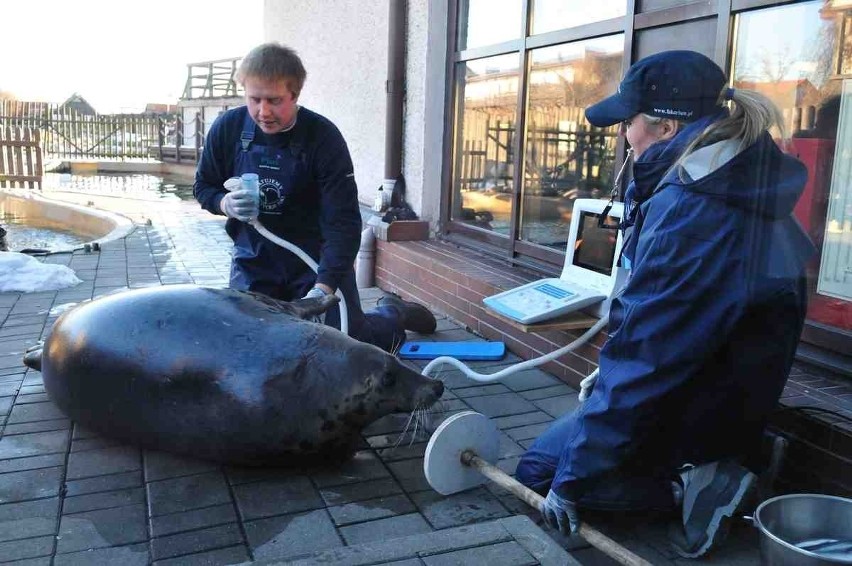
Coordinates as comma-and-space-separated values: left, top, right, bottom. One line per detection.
460, 450, 653, 566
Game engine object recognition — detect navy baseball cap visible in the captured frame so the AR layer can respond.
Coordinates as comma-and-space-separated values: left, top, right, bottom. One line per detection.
585, 50, 726, 127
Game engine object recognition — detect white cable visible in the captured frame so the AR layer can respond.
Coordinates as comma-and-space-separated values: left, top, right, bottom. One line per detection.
578, 368, 599, 401
246, 180, 603, 394
256, 215, 601, 398
250, 219, 349, 336
421, 316, 608, 385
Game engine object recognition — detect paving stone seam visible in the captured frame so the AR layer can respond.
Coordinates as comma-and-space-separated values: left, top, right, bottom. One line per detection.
221, 458, 256, 562
0, 319, 35, 440
151, 534, 246, 563
48, 418, 77, 561
151, 514, 239, 540
61, 494, 146, 517
142, 227, 168, 286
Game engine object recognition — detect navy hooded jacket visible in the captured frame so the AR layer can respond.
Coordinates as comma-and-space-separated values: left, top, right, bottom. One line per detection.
543, 126, 815, 501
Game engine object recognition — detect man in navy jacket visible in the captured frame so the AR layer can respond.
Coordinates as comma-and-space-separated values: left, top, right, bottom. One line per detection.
194, 43, 435, 351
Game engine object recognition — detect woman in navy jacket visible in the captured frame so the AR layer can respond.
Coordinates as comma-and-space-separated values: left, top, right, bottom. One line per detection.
516, 50, 815, 558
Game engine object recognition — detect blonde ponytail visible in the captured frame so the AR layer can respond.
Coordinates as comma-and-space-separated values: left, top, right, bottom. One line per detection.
673, 86, 786, 174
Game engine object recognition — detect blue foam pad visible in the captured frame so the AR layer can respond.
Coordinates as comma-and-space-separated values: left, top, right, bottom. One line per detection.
398, 341, 506, 361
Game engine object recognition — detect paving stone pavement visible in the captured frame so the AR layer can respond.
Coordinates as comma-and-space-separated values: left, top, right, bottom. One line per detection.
0, 199, 762, 564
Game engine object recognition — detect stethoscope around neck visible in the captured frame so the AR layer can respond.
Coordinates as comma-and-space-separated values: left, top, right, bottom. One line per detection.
599, 148, 634, 230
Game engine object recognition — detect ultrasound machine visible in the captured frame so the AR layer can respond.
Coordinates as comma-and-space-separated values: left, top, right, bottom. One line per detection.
483, 199, 627, 324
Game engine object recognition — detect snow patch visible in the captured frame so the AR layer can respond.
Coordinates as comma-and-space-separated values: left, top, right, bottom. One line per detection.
0, 252, 82, 293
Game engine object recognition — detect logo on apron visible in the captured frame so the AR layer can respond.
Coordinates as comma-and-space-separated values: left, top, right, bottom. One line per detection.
260, 178, 286, 213
259, 155, 281, 171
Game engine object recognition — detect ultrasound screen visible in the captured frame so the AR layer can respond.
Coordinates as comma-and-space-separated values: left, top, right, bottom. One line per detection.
571, 212, 618, 276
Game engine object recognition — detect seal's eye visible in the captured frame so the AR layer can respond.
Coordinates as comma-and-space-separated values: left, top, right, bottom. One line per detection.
381, 372, 396, 388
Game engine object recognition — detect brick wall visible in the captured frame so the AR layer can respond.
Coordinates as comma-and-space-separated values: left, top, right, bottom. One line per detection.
769, 364, 852, 498
376, 239, 603, 388
376, 238, 852, 498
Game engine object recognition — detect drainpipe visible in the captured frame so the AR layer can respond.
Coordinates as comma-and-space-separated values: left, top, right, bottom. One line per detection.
363, 0, 407, 286
383, 0, 407, 200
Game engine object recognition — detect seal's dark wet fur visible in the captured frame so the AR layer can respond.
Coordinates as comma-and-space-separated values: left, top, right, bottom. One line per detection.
24, 285, 444, 466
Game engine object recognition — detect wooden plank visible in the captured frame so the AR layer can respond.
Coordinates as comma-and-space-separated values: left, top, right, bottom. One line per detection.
0, 128, 6, 178
34, 129, 43, 189
485, 306, 598, 332
0, 174, 41, 183
13, 128, 25, 184
0, 140, 40, 148
21, 127, 32, 188
0, 126, 44, 189
4, 127, 15, 179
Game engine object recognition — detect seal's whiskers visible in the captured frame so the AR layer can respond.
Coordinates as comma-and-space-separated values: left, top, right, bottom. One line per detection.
390, 335, 403, 357
410, 407, 421, 446
391, 403, 436, 448
417, 405, 436, 438
393, 406, 419, 448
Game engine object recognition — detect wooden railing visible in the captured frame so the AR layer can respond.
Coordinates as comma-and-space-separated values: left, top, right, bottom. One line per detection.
0, 126, 43, 189
156, 112, 205, 163
182, 57, 242, 99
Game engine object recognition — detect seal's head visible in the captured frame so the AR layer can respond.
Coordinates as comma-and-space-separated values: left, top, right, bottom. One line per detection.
309, 328, 444, 429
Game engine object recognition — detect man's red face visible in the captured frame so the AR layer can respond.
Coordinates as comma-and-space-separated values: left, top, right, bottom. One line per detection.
244, 76, 298, 134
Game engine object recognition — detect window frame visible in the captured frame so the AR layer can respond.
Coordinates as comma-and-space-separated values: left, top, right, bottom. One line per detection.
440, 0, 852, 358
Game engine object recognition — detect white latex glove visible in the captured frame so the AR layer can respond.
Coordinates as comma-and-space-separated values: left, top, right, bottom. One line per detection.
540, 490, 580, 535
220, 189, 258, 222
301, 286, 328, 324
302, 286, 328, 300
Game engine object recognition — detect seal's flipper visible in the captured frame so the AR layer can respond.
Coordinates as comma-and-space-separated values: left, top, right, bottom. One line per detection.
291, 295, 341, 320
23, 348, 42, 371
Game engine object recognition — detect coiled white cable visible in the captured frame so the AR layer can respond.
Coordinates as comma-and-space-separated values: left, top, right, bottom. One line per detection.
257, 219, 601, 399
421, 316, 607, 394
250, 219, 349, 336
247, 184, 605, 397
223, 176, 349, 336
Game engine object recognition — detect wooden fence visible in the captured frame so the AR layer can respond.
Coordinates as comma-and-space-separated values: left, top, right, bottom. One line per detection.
0, 100, 171, 161
0, 127, 43, 189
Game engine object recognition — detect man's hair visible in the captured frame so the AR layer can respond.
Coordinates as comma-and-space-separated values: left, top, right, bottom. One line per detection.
236, 43, 307, 97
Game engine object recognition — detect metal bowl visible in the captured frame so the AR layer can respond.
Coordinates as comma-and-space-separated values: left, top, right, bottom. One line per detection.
752, 494, 852, 565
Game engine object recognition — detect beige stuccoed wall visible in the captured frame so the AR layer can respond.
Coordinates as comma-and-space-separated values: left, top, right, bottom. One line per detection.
263, 0, 389, 210
262, 0, 448, 226
403, 0, 448, 228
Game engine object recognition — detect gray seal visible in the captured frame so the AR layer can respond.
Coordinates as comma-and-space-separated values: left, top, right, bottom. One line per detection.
23, 285, 443, 466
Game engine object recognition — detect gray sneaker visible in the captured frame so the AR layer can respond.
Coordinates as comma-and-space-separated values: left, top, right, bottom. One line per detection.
669, 460, 757, 558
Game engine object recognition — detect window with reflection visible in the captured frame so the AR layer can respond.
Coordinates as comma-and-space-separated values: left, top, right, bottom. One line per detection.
734, 0, 852, 332
451, 54, 520, 236
532, 0, 627, 35
458, 0, 522, 50
520, 36, 623, 248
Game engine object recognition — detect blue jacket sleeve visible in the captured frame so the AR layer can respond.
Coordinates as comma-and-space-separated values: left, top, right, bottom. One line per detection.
193, 113, 235, 216
312, 128, 362, 290
551, 189, 747, 500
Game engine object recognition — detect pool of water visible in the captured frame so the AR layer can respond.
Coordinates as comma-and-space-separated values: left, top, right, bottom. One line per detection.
1, 172, 194, 253
1, 211, 87, 252
45, 172, 195, 202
